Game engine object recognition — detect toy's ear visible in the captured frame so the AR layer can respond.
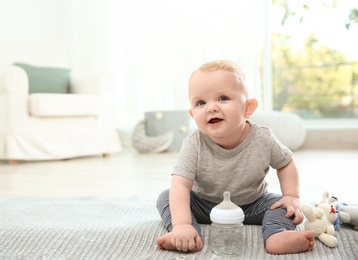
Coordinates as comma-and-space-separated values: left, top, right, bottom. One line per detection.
321, 191, 330, 203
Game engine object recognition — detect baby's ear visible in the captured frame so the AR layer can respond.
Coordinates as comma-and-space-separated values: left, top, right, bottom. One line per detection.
189, 109, 194, 118
245, 98, 258, 118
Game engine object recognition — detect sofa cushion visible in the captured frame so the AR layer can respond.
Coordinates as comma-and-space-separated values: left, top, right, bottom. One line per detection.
14, 63, 70, 94
28, 94, 100, 117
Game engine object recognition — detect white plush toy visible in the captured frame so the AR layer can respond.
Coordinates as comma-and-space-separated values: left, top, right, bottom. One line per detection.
302, 192, 338, 248
329, 194, 358, 231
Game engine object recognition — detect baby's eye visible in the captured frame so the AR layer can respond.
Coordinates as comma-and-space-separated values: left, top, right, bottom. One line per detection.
197, 100, 206, 106
219, 96, 229, 102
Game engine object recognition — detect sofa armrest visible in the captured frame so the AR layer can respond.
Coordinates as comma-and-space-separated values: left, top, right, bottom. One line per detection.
0, 66, 29, 95
0, 66, 30, 131
69, 72, 116, 97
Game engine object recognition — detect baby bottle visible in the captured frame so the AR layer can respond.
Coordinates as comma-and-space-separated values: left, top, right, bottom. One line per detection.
210, 191, 245, 256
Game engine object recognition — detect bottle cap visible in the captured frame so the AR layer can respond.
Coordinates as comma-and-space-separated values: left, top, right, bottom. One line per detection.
210, 191, 245, 224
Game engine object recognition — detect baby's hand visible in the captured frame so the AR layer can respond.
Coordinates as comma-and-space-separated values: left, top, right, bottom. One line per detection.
170, 224, 203, 252
156, 224, 202, 252
270, 196, 304, 225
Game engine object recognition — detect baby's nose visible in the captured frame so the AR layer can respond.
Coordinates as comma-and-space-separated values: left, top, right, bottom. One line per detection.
207, 103, 219, 112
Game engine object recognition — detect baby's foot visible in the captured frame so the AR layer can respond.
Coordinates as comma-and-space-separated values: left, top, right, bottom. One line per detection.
266, 230, 315, 255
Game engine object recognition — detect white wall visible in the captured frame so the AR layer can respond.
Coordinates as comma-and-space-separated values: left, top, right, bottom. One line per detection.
0, 0, 266, 146
0, 0, 108, 72
0, 0, 62, 68
0, 0, 57, 41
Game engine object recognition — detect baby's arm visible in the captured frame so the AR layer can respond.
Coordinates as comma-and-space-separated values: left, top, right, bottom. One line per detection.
271, 159, 304, 224
170, 175, 193, 226
168, 175, 203, 251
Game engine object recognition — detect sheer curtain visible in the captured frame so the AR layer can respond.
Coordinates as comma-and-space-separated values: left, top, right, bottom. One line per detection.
105, 1, 266, 143
60, 1, 266, 144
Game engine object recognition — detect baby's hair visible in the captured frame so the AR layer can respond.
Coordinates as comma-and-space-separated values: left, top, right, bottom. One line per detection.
195, 60, 249, 97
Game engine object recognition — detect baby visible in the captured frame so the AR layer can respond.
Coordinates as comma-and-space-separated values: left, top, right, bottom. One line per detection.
156, 60, 315, 254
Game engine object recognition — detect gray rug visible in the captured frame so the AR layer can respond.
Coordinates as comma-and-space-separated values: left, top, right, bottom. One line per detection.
0, 197, 357, 260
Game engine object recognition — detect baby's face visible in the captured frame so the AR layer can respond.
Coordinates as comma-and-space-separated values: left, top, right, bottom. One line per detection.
188, 70, 249, 144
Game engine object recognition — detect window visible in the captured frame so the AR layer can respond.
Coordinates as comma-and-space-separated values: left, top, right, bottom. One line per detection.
270, 1, 358, 119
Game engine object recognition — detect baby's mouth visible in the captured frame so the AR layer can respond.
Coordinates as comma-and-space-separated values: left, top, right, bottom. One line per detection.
208, 118, 223, 124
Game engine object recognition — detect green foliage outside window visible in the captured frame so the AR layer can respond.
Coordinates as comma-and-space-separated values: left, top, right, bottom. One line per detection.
271, 1, 358, 118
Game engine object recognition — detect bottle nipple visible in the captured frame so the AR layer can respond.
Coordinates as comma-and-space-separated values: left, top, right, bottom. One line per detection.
210, 191, 245, 224
215, 191, 239, 210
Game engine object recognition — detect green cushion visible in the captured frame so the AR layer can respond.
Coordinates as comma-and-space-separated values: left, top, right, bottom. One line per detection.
15, 63, 70, 94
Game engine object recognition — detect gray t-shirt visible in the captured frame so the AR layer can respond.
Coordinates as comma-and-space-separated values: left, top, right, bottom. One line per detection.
173, 121, 292, 206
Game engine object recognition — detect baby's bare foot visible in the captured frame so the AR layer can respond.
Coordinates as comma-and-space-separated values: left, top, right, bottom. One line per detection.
266, 230, 315, 255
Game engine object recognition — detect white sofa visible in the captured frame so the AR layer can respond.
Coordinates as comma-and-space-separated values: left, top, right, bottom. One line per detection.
0, 41, 122, 163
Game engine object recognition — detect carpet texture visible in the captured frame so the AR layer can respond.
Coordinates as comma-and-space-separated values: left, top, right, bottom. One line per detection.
0, 197, 357, 260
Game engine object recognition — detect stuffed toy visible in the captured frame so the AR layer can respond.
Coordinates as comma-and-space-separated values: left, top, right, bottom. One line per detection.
317, 192, 338, 225
329, 195, 358, 231
302, 192, 338, 248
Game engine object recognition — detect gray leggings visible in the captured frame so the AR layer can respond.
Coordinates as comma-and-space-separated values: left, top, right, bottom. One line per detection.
156, 189, 296, 243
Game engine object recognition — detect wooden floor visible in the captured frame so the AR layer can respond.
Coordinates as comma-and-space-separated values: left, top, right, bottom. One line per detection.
0, 148, 357, 205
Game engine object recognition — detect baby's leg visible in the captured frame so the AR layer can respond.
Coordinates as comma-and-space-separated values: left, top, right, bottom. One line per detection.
263, 207, 315, 254
156, 189, 175, 232
266, 230, 315, 254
